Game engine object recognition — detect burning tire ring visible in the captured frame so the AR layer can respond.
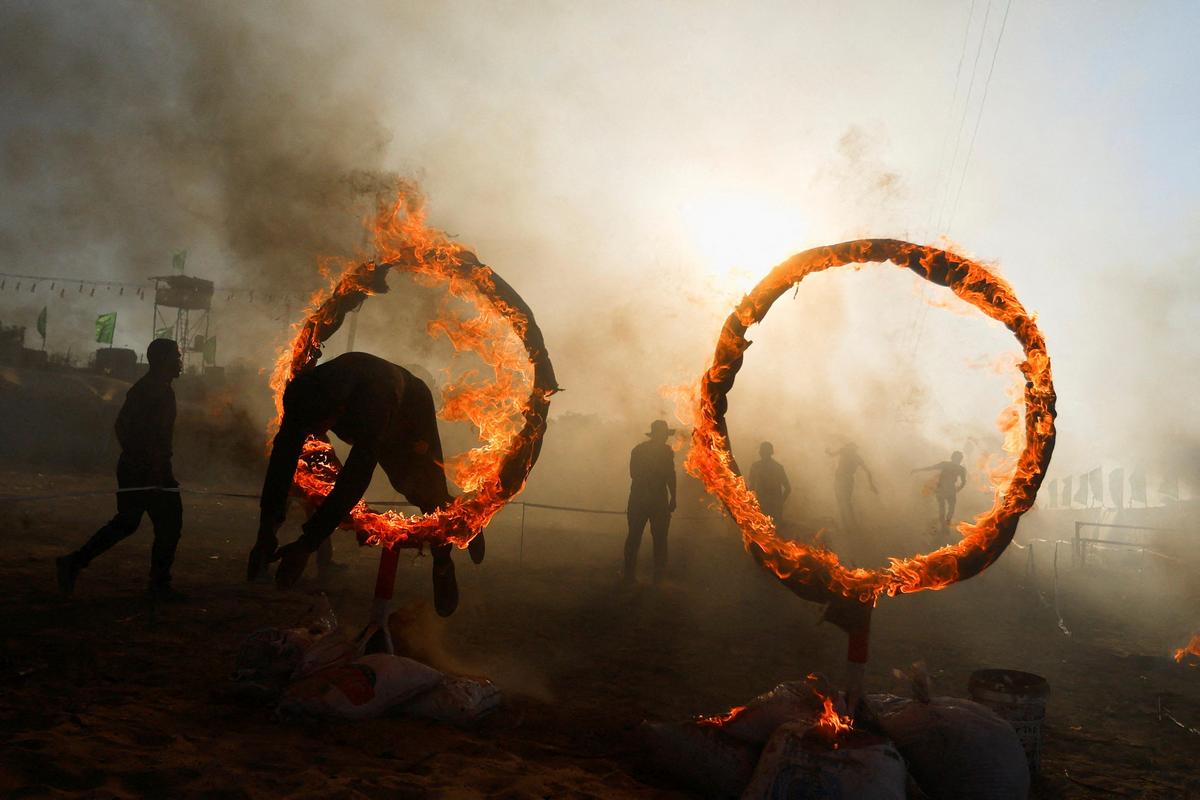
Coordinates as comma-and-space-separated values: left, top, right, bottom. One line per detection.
278, 251, 557, 551
687, 239, 1056, 604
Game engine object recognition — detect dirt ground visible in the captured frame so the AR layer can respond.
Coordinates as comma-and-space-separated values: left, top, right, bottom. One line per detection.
1, 469, 1197, 799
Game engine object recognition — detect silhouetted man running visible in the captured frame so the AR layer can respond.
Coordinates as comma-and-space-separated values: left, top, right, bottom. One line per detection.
748, 441, 791, 524
247, 352, 481, 616
624, 419, 677, 585
828, 442, 876, 533
912, 450, 967, 528
57, 338, 185, 601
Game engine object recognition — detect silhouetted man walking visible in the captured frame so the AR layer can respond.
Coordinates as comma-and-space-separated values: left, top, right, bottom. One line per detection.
828, 442, 876, 533
748, 441, 791, 524
57, 338, 185, 601
248, 352, 481, 616
624, 419, 677, 585
912, 450, 967, 528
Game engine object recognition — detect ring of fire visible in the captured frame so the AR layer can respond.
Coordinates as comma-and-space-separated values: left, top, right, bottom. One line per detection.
685, 239, 1056, 604
269, 197, 559, 551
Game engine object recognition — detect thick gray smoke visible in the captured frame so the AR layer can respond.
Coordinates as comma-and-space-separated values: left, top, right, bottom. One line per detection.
1, 1, 1196, 521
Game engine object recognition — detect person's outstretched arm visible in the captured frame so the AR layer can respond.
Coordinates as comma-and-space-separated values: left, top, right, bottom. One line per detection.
258, 423, 306, 539
910, 463, 939, 473
781, 467, 792, 502
667, 451, 678, 513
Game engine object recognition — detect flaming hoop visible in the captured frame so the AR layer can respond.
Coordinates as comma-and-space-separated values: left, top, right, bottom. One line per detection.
686, 239, 1056, 605
269, 193, 558, 551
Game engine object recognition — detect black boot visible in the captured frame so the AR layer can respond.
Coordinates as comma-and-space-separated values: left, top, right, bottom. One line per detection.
56, 554, 82, 597
431, 551, 459, 617
246, 542, 276, 583
467, 532, 486, 565
146, 582, 189, 603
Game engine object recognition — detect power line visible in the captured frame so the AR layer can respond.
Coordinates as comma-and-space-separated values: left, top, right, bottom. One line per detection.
924, 0, 979, 242
935, 0, 993, 234
946, 0, 1015, 233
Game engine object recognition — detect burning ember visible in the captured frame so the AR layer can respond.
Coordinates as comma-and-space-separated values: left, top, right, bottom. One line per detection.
268, 188, 559, 550
685, 239, 1056, 604
1175, 633, 1200, 664
814, 694, 854, 744
696, 705, 747, 727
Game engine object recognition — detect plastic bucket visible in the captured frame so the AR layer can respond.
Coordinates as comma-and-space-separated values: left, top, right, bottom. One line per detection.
968, 669, 1050, 774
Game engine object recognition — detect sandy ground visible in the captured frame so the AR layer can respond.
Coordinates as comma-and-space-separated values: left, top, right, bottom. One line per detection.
1, 469, 1197, 799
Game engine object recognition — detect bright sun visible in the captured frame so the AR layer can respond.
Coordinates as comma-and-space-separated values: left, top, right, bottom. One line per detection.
676, 191, 808, 297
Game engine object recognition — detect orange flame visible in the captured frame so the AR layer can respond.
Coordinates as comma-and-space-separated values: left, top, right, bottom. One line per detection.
268, 186, 558, 550
684, 240, 1057, 604
1175, 633, 1200, 664
695, 705, 747, 727
814, 694, 854, 740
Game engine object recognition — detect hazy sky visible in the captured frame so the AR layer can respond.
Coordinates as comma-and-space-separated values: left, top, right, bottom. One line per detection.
1, 0, 1197, 480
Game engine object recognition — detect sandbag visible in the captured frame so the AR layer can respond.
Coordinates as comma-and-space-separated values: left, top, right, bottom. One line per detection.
719, 680, 823, 745
867, 693, 1029, 800
232, 595, 350, 686
399, 675, 502, 725
742, 722, 906, 800
640, 720, 760, 798
281, 654, 442, 720
233, 627, 317, 685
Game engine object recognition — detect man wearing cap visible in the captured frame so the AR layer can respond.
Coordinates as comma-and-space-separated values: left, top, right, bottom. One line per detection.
748, 441, 791, 525
56, 338, 185, 601
623, 419, 678, 585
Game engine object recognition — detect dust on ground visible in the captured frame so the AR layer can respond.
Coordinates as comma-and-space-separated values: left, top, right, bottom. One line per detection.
1, 469, 1197, 798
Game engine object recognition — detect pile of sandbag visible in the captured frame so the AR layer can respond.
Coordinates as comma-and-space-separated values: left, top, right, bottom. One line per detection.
640, 677, 826, 797
642, 672, 1029, 800
228, 597, 501, 725
743, 723, 906, 800
863, 692, 1029, 800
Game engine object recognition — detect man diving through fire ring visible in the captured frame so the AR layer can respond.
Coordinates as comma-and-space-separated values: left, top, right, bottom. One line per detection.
247, 351, 483, 616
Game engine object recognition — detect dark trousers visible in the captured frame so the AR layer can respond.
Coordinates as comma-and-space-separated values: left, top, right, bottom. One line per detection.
624, 506, 670, 582
75, 462, 182, 587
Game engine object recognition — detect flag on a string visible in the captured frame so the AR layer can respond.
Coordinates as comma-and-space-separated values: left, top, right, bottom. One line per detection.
95, 312, 116, 344
1108, 468, 1125, 509
1129, 468, 1147, 506
1159, 472, 1180, 503
172, 249, 188, 272
1074, 474, 1089, 506
36, 306, 47, 343
1088, 468, 1104, 507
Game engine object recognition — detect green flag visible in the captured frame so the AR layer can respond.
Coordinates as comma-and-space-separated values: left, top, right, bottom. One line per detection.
95, 312, 117, 344
202, 335, 217, 366
36, 306, 47, 340
172, 249, 187, 272
155, 325, 175, 340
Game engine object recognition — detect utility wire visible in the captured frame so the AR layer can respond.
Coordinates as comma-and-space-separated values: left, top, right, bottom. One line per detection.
946, 0, 1015, 233
935, 0, 993, 233
923, 0, 979, 242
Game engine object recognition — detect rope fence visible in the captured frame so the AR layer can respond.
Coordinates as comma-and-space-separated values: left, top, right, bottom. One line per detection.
0, 485, 726, 565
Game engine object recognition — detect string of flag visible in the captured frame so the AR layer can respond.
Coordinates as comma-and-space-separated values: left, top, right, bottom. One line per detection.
1040, 466, 1185, 510
0, 270, 307, 308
